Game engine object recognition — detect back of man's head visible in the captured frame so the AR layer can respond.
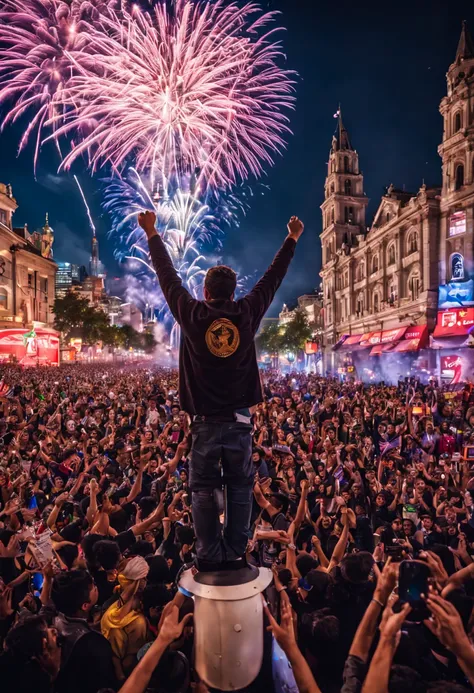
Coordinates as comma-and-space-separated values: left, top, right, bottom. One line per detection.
204, 265, 237, 300
51, 569, 95, 617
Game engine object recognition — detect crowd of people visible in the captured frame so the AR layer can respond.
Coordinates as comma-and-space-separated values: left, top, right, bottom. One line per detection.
0, 362, 474, 692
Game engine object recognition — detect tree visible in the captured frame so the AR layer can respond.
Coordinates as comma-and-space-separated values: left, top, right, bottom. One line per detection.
53, 290, 157, 354
256, 321, 283, 355
279, 309, 312, 354
53, 291, 91, 341
142, 331, 157, 353
83, 306, 111, 345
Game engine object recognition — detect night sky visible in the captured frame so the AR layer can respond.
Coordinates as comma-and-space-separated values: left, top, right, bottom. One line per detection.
0, 0, 473, 315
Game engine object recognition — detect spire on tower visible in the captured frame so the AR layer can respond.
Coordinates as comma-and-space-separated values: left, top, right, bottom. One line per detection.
455, 20, 474, 63
333, 105, 352, 151
41, 212, 54, 259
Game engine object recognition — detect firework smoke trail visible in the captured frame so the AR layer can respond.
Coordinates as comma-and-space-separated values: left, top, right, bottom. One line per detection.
73, 174, 97, 236
0, 0, 115, 172
49, 0, 296, 189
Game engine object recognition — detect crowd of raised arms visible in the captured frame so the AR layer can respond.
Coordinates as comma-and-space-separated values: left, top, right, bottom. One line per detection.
1, 363, 474, 693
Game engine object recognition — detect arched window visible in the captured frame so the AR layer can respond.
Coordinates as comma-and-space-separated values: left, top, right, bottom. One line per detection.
0, 289, 7, 310
331, 208, 334, 224
357, 261, 365, 281
409, 273, 421, 300
372, 255, 379, 274
344, 156, 350, 173
344, 206, 354, 224
454, 111, 463, 133
373, 293, 379, 313
407, 230, 418, 254
387, 244, 396, 266
386, 212, 391, 224
344, 179, 352, 195
455, 164, 464, 191
356, 293, 364, 315
451, 253, 465, 280
389, 281, 398, 304
330, 183, 335, 194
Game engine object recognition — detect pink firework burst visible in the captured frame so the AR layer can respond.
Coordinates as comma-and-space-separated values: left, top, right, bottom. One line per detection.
0, 0, 114, 171
50, 0, 296, 188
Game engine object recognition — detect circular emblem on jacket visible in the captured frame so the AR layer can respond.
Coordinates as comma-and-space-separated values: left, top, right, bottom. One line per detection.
205, 318, 240, 358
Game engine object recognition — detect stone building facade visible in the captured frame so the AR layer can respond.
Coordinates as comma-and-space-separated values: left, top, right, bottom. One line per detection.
0, 183, 57, 330
319, 23, 474, 375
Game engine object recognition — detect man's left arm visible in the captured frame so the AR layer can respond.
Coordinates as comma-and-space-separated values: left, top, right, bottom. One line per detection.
138, 211, 195, 323
243, 216, 303, 326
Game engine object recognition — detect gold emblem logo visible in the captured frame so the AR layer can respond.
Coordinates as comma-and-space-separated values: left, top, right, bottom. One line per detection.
205, 318, 240, 358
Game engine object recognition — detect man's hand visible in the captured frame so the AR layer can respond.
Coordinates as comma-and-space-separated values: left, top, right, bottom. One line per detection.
287, 216, 304, 242
424, 593, 471, 655
263, 590, 297, 655
158, 604, 193, 646
138, 210, 158, 240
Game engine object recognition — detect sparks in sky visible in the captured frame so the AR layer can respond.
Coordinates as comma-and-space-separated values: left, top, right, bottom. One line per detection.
0, 0, 115, 172
102, 168, 254, 341
0, 0, 295, 346
49, 0, 296, 189
103, 169, 214, 335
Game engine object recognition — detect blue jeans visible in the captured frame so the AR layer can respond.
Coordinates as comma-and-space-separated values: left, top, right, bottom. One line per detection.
189, 420, 253, 563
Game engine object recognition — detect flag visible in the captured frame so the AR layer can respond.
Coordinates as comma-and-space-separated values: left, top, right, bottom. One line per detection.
380, 435, 401, 455
22, 328, 36, 346
333, 109, 340, 119
0, 380, 14, 398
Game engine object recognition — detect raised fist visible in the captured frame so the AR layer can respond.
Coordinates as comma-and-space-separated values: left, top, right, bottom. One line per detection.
138, 210, 157, 238
287, 216, 304, 241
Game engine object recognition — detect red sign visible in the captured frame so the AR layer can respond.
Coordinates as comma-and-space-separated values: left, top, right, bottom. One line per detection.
305, 341, 319, 354
441, 355, 462, 384
403, 325, 426, 340
0, 328, 60, 367
360, 331, 381, 346
434, 308, 474, 337
380, 327, 406, 344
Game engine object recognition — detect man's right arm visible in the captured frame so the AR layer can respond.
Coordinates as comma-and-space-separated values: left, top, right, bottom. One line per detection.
138, 211, 195, 323
243, 216, 304, 326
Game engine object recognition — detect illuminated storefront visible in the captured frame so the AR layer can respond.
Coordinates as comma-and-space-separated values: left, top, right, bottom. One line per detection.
0, 328, 60, 366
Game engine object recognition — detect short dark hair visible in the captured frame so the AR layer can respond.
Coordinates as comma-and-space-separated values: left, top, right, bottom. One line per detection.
3, 616, 52, 693
4, 615, 48, 661
51, 570, 94, 616
339, 551, 374, 584
146, 555, 171, 584
93, 540, 121, 571
204, 265, 237, 300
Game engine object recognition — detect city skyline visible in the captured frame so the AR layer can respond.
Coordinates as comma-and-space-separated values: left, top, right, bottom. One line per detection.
0, 0, 473, 314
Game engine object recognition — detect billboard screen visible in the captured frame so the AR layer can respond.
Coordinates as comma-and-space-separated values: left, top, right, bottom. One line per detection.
438, 280, 474, 309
